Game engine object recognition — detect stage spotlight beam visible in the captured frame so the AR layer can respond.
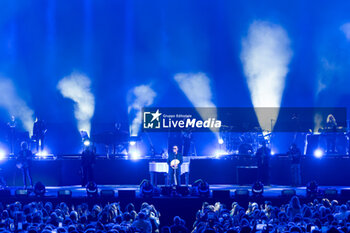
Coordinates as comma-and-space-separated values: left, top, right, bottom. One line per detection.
241, 21, 292, 131
128, 85, 156, 137
57, 72, 95, 135
174, 72, 219, 139
0, 78, 34, 135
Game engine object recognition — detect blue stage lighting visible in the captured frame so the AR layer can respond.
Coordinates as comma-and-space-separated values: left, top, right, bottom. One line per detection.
129, 141, 136, 146
83, 139, 91, 147
129, 149, 141, 160
0, 150, 6, 160
215, 149, 227, 158
218, 138, 224, 145
314, 149, 324, 158
36, 150, 50, 159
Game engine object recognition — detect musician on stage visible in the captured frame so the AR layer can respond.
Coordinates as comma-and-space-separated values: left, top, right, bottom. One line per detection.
325, 114, 337, 154
7, 115, 17, 155
255, 141, 271, 186
287, 143, 302, 187
81, 144, 96, 187
17, 141, 33, 189
167, 145, 183, 186
32, 117, 47, 152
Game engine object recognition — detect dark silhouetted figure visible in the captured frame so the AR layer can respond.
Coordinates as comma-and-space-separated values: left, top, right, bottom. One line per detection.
7, 115, 17, 155
287, 143, 302, 187
33, 117, 47, 152
256, 141, 271, 186
81, 145, 96, 187
16, 141, 33, 189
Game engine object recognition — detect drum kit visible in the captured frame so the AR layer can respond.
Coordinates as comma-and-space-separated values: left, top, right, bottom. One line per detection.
220, 126, 272, 155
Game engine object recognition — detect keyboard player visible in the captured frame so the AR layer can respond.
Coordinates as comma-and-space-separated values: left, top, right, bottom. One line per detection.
325, 114, 337, 154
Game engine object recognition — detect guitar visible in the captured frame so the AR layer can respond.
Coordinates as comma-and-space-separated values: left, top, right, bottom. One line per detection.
170, 159, 180, 169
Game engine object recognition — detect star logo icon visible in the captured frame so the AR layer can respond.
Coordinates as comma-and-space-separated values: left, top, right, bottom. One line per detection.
150, 109, 162, 122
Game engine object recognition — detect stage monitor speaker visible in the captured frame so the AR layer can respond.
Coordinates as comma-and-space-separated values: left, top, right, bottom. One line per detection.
213, 190, 230, 200
118, 190, 136, 199
235, 189, 249, 197
58, 190, 72, 198
100, 190, 115, 198
281, 189, 296, 197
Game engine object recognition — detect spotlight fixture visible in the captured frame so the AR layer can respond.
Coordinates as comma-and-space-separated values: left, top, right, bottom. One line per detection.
34, 182, 46, 197
129, 136, 140, 146
83, 139, 91, 147
192, 179, 209, 197
86, 181, 98, 198
306, 180, 319, 197
252, 181, 264, 196
129, 149, 141, 160
80, 130, 91, 148
129, 141, 136, 146
140, 179, 154, 198
314, 149, 324, 158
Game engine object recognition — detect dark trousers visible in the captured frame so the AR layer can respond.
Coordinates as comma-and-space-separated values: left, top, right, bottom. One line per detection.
82, 165, 94, 186
291, 164, 301, 186
168, 166, 181, 186
258, 165, 270, 185
22, 167, 33, 187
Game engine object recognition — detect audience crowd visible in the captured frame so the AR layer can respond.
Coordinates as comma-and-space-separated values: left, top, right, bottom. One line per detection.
192, 196, 350, 233
0, 196, 350, 232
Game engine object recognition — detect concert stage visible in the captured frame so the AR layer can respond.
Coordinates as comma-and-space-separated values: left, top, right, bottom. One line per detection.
1, 155, 350, 187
